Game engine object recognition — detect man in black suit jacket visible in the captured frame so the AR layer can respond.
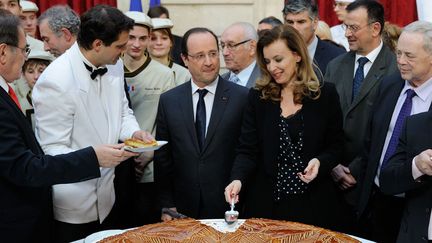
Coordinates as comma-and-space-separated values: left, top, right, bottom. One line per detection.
380, 111, 432, 243
325, 0, 397, 200
154, 27, 248, 220
0, 11, 135, 242
283, 0, 345, 77
354, 21, 432, 242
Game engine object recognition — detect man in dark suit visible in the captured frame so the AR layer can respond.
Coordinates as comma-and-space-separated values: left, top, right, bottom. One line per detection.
354, 21, 432, 242
380, 111, 432, 243
154, 27, 248, 220
326, 0, 397, 198
0, 10, 135, 242
220, 22, 261, 88
283, 0, 345, 77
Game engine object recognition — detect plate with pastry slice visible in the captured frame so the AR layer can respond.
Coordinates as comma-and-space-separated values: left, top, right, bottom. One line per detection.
124, 138, 168, 152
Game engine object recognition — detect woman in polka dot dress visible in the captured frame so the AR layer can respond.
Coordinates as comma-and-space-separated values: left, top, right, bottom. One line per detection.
225, 25, 345, 231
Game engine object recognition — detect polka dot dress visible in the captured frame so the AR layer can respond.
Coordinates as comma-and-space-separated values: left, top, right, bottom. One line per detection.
274, 111, 308, 202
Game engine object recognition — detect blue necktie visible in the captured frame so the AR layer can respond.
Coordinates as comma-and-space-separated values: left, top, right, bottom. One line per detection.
229, 74, 240, 84
381, 89, 416, 170
195, 89, 208, 151
352, 57, 369, 102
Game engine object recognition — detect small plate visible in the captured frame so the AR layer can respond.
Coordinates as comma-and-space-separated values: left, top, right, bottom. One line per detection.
124, 140, 168, 153
84, 229, 125, 242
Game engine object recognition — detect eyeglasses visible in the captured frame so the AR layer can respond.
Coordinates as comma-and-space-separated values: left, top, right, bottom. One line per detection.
220, 39, 251, 51
8, 44, 31, 56
187, 50, 219, 62
342, 23, 373, 33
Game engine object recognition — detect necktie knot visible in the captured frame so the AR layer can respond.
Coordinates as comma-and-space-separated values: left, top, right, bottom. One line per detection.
405, 89, 416, 99
229, 74, 241, 84
357, 57, 369, 67
197, 89, 208, 99
84, 62, 108, 80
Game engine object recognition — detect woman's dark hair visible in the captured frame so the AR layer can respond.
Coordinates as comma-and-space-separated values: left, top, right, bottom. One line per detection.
77, 5, 134, 50
147, 5, 169, 18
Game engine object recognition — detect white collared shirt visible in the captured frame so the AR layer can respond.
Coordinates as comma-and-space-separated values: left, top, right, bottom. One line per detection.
376, 77, 432, 186
0, 75, 9, 93
229, 61, 256, 87
307, 35, 319, 62
354, 40, 383, 78
191, 78, 219, 136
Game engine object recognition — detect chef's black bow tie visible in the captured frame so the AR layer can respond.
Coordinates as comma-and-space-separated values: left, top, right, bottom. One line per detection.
84, 62, 108, 80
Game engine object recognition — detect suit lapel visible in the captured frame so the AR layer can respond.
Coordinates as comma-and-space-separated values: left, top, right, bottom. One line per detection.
0, 88, 42, 153
246, 64, 261, 88
179, 82, 200, 153
69, 44, 107, 143
203, 79, 229, 152
339, 53, 356, 109
371, 78, 404, 171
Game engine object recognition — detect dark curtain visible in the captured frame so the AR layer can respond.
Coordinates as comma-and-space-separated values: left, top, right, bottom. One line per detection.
33, 0, 117, 15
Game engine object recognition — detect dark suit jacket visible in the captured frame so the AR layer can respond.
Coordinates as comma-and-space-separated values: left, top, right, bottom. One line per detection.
229, 83, 344, 230
313, 37, 345, 76
0, 87, 101, 242
355, 73, 432, 217
154, 77, 248, 219
380, 111, 432, 243
325, 44, 398, 166
222, 63, 261, 88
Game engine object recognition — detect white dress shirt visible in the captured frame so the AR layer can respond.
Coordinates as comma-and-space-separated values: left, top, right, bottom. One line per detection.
354, 40, 383, 78
191, 77, 218, 136
307, 35, 319, 62
0, 75, 9, 93
229, 61, 256, 87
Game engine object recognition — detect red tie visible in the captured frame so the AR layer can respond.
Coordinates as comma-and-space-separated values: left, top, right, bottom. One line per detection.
7, 84, 21, 109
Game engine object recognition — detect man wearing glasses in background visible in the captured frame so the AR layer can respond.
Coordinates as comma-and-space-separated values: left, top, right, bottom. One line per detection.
324, 0, 398, 237
154, 27, 248, 221
220, 22, 261, 88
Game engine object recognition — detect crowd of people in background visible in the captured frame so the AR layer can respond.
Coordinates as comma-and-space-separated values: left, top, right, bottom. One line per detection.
0, 0, 431, 243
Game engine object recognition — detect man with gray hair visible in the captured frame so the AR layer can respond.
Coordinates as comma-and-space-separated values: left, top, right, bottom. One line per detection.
38, 5, 79, 57
220, 22, 261, 88
354, 20, 432, 242
283, 0, 345, 76
380, 26, 432, 243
